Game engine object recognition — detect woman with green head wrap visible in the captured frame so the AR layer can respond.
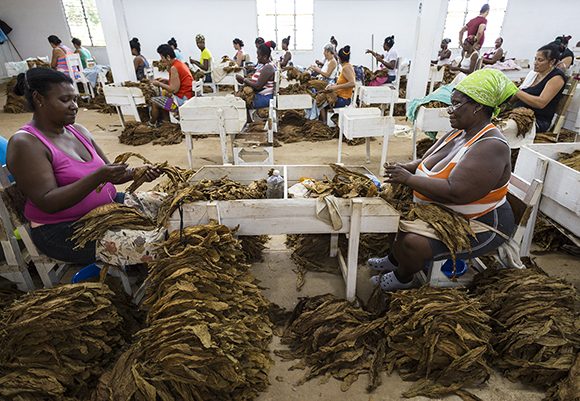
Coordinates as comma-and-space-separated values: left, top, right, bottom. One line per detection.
369, 69, 518, 292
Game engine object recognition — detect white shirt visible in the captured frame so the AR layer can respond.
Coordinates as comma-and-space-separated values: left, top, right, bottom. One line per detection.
382, 48, 398, 76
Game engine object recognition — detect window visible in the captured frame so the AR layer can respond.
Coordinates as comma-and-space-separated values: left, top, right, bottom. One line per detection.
443, 0, 508, 48
61, 0, 106, 46
257, 0, 314, 51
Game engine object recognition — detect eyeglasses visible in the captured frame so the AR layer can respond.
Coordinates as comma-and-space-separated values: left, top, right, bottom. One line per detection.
447, 101, 469, 113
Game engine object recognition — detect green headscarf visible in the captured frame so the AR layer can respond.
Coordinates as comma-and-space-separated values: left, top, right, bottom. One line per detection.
455, 69, 518, 116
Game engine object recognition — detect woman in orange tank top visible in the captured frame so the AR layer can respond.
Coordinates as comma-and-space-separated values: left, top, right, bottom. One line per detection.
369, 69, 519, 292
320, 45, 355, 122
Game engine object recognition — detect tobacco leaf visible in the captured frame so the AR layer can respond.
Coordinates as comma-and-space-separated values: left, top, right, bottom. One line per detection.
558, 150, 580, 172
119, 121, 183, 146
494, 106, 535, 137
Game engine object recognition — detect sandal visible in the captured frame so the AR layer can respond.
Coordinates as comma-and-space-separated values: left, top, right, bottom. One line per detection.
370, 272, 415, 292
367, 254, 398, 272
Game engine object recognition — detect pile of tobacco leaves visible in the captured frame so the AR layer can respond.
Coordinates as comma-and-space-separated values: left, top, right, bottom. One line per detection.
97, 222, 274, 400
533, 213, 579, 255
119, 121, 183, 146
0, 284, 131, 401
494, 106, 536, 137
558, 150, 580, 172
3, 77, 28, 113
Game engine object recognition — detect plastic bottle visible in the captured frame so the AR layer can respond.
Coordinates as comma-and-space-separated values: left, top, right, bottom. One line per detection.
266, 169, 285, 199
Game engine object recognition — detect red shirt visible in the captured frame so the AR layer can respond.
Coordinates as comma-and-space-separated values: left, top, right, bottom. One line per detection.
466, 16, 487, 46
170, 59, 193, 100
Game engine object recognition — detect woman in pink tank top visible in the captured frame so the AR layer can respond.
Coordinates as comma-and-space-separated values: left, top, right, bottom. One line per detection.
6, 68, 160, 265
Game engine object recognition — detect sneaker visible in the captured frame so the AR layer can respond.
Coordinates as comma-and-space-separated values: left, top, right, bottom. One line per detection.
370, 272, 415, 292
367, 254, 398, 272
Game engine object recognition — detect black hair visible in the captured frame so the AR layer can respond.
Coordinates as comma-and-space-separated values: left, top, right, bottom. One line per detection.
71, 37, 82, 47
555, 35, 571, 46
257, 43, 272, 59
282, 36, 291, 45
47, 35, 62, 45
255, 37, 265, 45
538, 43, 560, 61
129, 37, 141, 53
338, 45, 351, 63
15, 68, 73, 111
167, 37, 178, 48
265, 40, 276, 50
384, 35, 395, 47
497, 37, 503, 44
157, 44, 176, 59
330, 36, 338, 47
480, 4, 490, 13
233, 38, 244, 47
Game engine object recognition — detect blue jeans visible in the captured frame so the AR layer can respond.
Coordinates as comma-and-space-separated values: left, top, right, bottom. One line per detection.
253, 93, 273, 109
334, 97, 352, 108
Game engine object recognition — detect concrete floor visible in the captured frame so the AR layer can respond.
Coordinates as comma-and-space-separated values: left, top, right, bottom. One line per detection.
1, 90, 577, 400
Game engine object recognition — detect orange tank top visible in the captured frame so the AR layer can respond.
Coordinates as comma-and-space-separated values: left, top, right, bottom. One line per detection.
413, 123, 509, 219
170, 59, 193, 100
336, 63, 353, 99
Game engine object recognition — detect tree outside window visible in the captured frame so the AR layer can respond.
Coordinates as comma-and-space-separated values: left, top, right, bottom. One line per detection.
61, 0, 106, 47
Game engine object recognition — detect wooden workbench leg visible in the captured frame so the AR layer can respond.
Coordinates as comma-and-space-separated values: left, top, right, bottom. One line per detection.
329, 233, 339, 257
412, 123, 418, 161
346, 200, 362, 301
337, 125, 344, 164
185, 134, 193, 169
365, 138, 371, 164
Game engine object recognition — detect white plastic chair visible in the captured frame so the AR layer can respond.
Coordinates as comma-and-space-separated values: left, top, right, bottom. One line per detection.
66, 53, 94, 98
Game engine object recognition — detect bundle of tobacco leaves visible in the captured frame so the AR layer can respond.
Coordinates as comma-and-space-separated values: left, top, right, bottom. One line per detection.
308, 79, 329, 92
494, 106, 535, 137
77, 93, 117, 114
123, 79, 157, 104
100, 223, 273, 401
223, 61, 243, 73
156, 177, 267, 225
384, 286, 493, 400
71, 203, 156, 249
305, 164, 378, 199
472, 267, 580, 388
153, 166, 196, 195
119, 121, 183, 146
3, 77, 28, 113
0, 283, 128, 401
315, 90, 338, 108
422, 100, 448, 109
151, 60, 167, 72
416, 137, 436, 159
280, 109, 307, 125
380, 183, 414, 215
442, 65, 455, 84
558, 150, 580, 171
533, 213, 578, 254
277, 118, 337, 143
111, 152, 193, 193
534, 129, 578, 144
285, 67, 312, 84
25, 57, 50, 69
276, 294, 388, 391
544, 353, 580, 401
279, 83, 311, 95
240, 235, 270, 263
234, 86, 256, 108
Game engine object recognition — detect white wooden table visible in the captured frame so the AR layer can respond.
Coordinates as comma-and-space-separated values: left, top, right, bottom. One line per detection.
167, 165, 400, 301
103, 84, 147, 127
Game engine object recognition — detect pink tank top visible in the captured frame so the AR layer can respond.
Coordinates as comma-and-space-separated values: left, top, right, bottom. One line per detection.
21, 123, 116, 225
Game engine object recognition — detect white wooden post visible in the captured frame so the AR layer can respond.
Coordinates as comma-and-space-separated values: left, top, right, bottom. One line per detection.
329, 234, 339, 258
185, 134, 193, 169
346, 199, 363, 301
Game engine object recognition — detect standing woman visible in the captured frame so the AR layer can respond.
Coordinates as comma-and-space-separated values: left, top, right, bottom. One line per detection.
367, 35, 399, 85
449, 36, 479, 76
167, 38, 184, 62
309, 44, 338, 83
189, 34, 213, 83
130, 38, 149, 81
71, 38, 93, 69
6, 68, 160, 265
150, 45, 193, 126
233, 38, 245, 67
48, 35, 74, 76
279, 36, 292, 68
235, 44, 275, 109
320, 45, 355, 122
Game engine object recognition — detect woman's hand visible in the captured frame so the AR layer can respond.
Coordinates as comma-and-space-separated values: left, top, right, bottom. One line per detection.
449, 65, 460, 72
384, 163, 413, 185
365, 49, 372, 55
142, 166, 163, 182
235, 74, 245, 84
151, 80, 161, 87
97, 164, 130, 185
326, 84, 337, 91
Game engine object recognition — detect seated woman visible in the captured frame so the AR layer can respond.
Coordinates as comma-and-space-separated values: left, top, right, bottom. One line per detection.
320, 45, 355, 122
366, 35, 398, 85
553, 35, 574, 70
369, 69, 517, 291
6, 68, 160, 265
235, 44, 275, 109
71, 38, 93, 69
279, 36, 292, 68
150, 44, 193, 126
512, 44, 566, 132
48, 35, 75, 76
482, 37, 504, 65
189, 34, 213, 82
309, 44, 338, 83
233, 38, 245, 67
167, 37, 185, 62
130, 37, 149, 81
431, 38, 452, 67
449, 36, 479, 76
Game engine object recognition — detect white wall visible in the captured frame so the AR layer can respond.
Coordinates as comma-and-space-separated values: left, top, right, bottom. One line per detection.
501, 0, 580, 61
